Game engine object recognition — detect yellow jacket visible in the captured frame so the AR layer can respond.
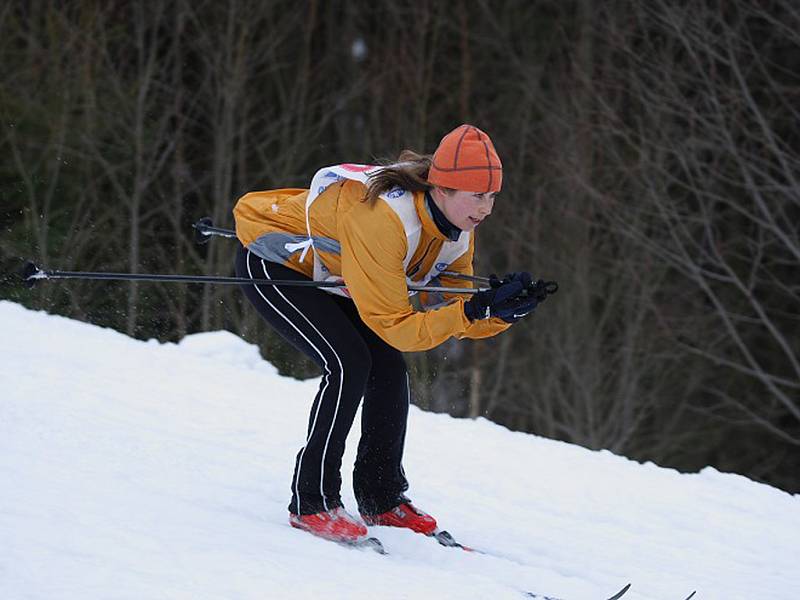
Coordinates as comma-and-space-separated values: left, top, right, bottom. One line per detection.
233, 175, 510, 352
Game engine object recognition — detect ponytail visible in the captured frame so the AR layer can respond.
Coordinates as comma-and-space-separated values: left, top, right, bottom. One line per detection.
365, 150, 433, 204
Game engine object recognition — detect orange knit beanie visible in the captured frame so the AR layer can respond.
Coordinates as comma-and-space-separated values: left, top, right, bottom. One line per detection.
428, 124, 503, 193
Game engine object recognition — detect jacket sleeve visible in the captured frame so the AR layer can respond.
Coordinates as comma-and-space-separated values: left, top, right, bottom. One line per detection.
438, 234, 512, 341
338, 199, 474, 352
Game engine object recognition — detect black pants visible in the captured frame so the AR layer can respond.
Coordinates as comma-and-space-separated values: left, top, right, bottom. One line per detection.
235, 245, 410, 516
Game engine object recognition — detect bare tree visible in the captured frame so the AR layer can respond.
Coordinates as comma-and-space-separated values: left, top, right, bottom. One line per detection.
588, 0, 800, 446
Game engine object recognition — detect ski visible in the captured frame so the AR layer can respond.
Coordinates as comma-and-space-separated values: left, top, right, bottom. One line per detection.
428, 528, 485, 554
426, 528, 518, 561
524, 583, 630, 600
291, 523, 387, 555
425, 529, 689, 600
340, 536, 387, 555
427, 529, 632, 600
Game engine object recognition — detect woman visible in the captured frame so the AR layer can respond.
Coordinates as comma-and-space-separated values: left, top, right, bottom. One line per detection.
233, 124, 542, 543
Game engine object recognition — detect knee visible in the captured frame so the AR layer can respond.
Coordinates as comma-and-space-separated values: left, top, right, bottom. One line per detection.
330, 340, 372, 391
370, 349, 407, 382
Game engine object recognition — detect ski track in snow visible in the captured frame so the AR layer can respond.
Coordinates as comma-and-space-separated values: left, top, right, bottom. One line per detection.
1, 300, 798, 600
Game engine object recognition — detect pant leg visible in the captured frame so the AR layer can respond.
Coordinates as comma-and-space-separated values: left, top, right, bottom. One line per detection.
332, 298, 412, 516
235, 246, 371, 515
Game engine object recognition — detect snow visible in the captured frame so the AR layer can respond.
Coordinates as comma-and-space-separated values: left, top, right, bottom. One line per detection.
1, 300, 798, 600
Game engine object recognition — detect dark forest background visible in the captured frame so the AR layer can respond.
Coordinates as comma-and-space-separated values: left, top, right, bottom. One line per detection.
1, 1, 798, 492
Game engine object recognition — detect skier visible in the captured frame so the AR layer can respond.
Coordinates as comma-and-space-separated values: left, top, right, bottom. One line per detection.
232, 124, 544, 543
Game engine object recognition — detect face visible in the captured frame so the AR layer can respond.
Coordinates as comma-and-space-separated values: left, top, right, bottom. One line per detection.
431, 187, 496, 231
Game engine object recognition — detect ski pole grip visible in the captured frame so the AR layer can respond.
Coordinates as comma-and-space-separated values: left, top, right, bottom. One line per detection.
522, 279, 559, 302
21, 261, 43, 288
192, 217, 214, 245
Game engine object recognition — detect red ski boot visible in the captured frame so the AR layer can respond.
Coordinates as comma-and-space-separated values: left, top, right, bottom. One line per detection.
289, 507, 368, 542
362, 502, 437, 536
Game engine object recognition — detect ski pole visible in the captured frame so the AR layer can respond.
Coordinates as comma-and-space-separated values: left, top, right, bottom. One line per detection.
20, 262, 488, 294
191, 217, 494, 285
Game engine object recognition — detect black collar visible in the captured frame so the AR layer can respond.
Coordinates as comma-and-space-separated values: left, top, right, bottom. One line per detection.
425, 191, 462, 241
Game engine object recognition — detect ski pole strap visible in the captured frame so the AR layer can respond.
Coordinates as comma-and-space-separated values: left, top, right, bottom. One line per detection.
518, 279, 558, 300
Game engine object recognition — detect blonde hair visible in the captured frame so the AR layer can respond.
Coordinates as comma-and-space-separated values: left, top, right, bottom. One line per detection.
365, 150, 434, 204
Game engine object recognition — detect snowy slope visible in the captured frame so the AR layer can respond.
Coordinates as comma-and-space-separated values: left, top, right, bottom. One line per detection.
1, 300, 798, 600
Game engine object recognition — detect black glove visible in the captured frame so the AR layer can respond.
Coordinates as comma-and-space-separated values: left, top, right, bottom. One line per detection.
464, 272, 538, 323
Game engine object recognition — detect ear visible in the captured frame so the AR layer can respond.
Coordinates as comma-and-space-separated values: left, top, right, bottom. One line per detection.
430, 186, 446, 203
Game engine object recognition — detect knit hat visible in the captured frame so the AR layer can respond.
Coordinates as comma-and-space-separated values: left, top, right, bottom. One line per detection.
428, 124, 503, 193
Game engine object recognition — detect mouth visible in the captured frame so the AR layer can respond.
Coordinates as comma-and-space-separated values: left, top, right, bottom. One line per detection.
468, 217, 483, 226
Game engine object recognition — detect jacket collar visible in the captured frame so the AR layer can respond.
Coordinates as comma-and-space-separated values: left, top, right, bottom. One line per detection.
416, 191, 462, 242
